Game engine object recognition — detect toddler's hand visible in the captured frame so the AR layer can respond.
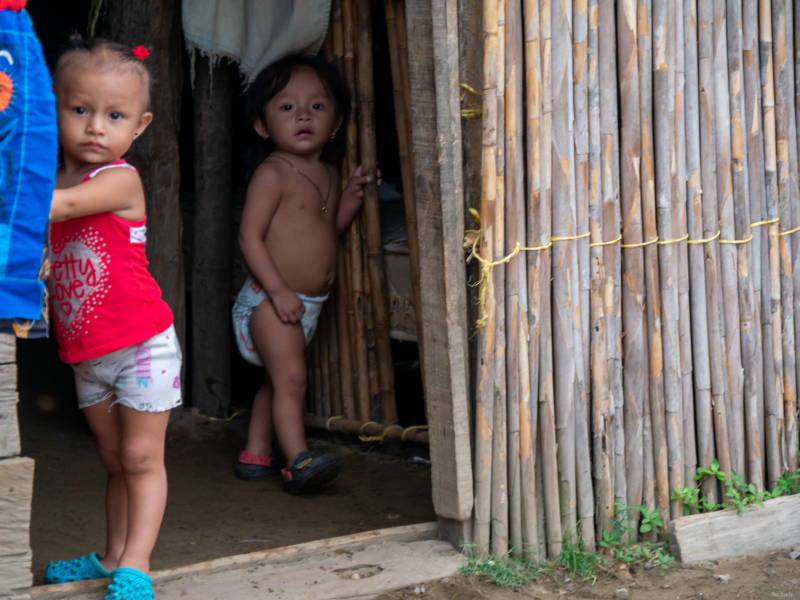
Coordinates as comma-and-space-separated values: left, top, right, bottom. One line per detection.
344, 165, 382, 203
271, 289, 306, 324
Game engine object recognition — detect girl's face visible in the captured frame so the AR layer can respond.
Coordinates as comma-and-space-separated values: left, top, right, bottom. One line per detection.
56, 65, 152, 166
256, 68, 342, 157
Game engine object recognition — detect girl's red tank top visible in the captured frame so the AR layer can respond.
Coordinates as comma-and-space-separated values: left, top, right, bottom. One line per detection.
49, 160, 173, 364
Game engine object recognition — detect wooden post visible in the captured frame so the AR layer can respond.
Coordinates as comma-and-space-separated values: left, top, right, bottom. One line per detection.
0, 337, 34, 598
683, 0, 718, 505
617, 0, 647, 535
106, 0, 185, 362
327, 302, 343, 417
191, 55, 232, 417
409, 0, 475, 540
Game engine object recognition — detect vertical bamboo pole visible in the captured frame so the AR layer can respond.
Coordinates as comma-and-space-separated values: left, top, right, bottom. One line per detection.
713, 0, 746, 475
617, 0, 647, 535
588, 0, 613, 542
363, 243, 382, 420
572, 0, 594, 550
683, 0, 717, 504
313, 334, 324, 416
599, 0, 625, 519
539, 0, 564, 559
784, 0, 800, 473
473, 0, 498, 554
786, 0, 800, 477
384, 0, 427, 402
574, 0, 591, 426
320, 312, 332, 418
505, 0, 526, 555
772, 0, 797, 475
343, 0, 372, 422
355, 0, 397, 424
654, 0, 684, 519
552, 0, 579, 540
491, 0, 509, 557
328, 301, 343, 417
523, 0, 543, 558
639, 0, 671, 526
675, 0, 696, 492
760, 0, 787, 488
725, 0, 763, 489
696, 0, 734, 479
742, 0, 769, 481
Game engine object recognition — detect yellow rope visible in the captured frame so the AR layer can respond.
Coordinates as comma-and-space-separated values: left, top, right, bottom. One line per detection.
720, 234, 754, 245
751, 217, 780, 228
591, 234, 623, 248
780, 226, 800, 237
326, 415, 343, 432
198, 408, 246, 422
687, 231, 721, 244
401, 425, 429, 441
460, 83, 483, 96
658, 233, 690, 245
621, 236, 659, 249
461, 108, 483, 119
551, 231, 591, 242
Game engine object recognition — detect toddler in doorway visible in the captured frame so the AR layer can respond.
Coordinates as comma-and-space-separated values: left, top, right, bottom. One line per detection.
233, 54, 374, 494
44, 38, 179, 600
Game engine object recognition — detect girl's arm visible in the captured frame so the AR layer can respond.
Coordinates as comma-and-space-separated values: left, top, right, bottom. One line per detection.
49, 169, 145, 222
239, 163, 305, 324
335, 166, 379, 234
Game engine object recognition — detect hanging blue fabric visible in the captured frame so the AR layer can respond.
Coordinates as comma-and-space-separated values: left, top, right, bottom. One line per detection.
0, 7, 56, 320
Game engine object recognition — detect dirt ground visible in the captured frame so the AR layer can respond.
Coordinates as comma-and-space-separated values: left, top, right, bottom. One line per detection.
374, 549, 800, 599
19, 404, 435, 586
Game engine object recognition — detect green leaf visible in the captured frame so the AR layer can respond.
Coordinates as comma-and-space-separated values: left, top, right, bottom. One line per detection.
640, 524, 652, 533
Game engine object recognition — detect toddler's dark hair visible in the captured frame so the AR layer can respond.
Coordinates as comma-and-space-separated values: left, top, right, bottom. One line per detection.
53, 36, 152, 110
246, 54, 350, 166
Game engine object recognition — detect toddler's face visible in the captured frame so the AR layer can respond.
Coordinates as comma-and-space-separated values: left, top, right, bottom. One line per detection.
257, 68, 340, 156
56, 66, 152, 166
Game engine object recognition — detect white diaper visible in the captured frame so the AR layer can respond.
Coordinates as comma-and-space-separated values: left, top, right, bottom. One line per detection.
232, 277, 329, 366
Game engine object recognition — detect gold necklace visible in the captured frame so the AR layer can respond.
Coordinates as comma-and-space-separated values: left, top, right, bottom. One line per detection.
272, 153, 332, 215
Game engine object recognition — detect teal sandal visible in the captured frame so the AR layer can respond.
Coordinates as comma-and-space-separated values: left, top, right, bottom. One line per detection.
45, 552, 110, 584
105, 568, 154, 600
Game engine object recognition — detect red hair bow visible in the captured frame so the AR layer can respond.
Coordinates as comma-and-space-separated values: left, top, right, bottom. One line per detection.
0, 0, 28, 11
132, 46, 150, 61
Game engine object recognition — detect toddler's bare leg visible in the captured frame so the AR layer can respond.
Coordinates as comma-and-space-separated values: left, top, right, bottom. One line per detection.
244, 375, 275, 457
82, 396, 126, 572
250, 299, 308, 464
116, 406, 170, 574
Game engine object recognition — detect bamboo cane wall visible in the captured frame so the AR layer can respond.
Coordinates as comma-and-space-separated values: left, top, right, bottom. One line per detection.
307, 0, 800, 561
471, 0, 800, 560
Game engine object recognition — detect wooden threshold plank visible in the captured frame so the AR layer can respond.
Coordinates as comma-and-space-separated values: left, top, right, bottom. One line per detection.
31, 522, 439, 600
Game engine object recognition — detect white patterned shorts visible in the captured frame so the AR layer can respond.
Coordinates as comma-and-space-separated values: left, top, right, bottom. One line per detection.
72, 324, 183, 412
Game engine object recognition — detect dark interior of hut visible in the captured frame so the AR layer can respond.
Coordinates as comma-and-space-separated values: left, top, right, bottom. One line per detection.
15, 0, 434, 584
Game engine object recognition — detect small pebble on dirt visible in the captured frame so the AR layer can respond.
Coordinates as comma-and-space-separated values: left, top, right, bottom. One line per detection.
705, 561, 716, 570
643, 561, 653, 570
614, 588, 629, 599
663, 584, 671, 589
352, 573, 361, 580
716, 574, 730, 584
790, 551, 800, 560
769, 570, 777, 575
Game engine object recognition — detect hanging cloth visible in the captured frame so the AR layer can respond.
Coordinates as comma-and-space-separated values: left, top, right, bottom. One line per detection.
0, 1, 57, 330
182, 0, 332, 80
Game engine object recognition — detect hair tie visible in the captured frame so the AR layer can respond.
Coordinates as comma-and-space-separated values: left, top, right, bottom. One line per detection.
132, 46, 149, 61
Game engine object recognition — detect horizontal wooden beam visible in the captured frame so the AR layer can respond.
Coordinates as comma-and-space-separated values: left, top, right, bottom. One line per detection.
668, 495, 800, 563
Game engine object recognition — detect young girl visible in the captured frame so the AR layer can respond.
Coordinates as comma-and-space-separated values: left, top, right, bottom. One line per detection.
233, 54, 373, 494
44, 39, 179, 600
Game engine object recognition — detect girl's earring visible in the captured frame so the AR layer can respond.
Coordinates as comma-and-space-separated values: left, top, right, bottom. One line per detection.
331, 132, 336, 139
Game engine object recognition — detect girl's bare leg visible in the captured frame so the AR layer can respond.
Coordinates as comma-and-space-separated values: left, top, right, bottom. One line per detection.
244, 376, 275, 458
250, 299, 308, 464
82, 397, 126, 572
116, 405, 170, 574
